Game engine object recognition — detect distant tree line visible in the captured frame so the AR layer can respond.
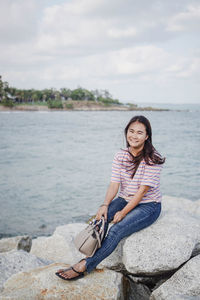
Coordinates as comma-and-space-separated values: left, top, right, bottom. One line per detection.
0, 75, 122, 108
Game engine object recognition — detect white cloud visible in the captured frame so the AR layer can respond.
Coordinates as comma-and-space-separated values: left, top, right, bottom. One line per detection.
166, 4, 200, 32
107, 27, 138, 39
110, 46, 169, 75
0, 0, 200, 103
36, 2, 111, 55
0, 0, 39, 43
165, 56, 200, 80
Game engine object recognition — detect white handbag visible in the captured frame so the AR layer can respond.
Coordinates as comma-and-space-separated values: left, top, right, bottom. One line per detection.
74, 217, 105, 257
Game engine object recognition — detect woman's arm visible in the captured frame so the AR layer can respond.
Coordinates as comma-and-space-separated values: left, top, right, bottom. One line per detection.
113, 185, 150, 223
96, 182, 120, 220
103, 182, 120, 206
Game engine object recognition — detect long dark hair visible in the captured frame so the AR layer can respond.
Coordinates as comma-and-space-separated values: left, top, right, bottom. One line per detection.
124, 115, 165, 178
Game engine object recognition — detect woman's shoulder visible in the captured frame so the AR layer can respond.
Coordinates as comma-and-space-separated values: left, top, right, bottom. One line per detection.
113, 148, 130, 161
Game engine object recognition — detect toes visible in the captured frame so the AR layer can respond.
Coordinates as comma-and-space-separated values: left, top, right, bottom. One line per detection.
62, 272, 71, 279
56, 266, 82, 280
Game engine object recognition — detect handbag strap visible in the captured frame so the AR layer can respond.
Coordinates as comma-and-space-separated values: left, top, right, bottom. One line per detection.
99, 216, 105, 239
94, 217, 105, 247
94, 229, 101, 247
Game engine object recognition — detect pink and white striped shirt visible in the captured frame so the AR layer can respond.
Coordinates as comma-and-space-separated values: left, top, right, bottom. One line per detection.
111, 149, 162, 203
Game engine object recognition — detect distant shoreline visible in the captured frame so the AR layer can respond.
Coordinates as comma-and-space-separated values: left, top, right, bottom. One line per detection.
0, 102, 170, 112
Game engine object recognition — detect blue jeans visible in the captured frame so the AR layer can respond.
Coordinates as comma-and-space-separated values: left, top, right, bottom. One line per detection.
86, 197, 161, 273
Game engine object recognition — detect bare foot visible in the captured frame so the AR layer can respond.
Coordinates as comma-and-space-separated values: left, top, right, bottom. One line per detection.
56, 259, 86, 280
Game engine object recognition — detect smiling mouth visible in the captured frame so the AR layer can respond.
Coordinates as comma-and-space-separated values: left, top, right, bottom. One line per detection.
129, 139, 138, 142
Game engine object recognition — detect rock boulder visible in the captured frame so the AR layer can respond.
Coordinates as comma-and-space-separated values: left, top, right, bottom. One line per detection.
0, 263, 124, 300
30, 223, 86, 264
122, 196, 200, 275
0, 236, 32, 253
150, 254, 200, 299
0, 250, 50, 292
31, 223, 124, 270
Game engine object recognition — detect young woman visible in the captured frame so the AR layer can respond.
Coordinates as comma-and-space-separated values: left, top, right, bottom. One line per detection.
56, 115, 165, 280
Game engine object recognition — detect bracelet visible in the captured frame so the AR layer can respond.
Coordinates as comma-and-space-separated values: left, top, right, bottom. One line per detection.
100, 204, 108, 207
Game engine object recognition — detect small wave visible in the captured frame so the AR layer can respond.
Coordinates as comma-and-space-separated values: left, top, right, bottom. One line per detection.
0, 111, 26, 114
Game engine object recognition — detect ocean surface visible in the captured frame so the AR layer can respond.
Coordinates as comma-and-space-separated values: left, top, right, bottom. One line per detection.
0, 109, 199, 238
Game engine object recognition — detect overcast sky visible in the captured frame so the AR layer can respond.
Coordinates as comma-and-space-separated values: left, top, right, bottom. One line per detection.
0, 0, 200, 104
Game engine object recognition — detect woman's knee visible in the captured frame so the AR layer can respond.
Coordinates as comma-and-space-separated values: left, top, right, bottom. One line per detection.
107, 197, 127, 222
107, 222, 122, 238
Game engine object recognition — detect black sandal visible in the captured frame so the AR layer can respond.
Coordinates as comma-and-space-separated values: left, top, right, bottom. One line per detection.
55, 266, 84, 281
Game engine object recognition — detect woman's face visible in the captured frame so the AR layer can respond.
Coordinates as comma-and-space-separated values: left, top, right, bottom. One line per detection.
127, 121, 148, 150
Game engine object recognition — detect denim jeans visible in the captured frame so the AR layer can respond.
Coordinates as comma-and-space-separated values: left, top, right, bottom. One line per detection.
86, 197, 161, 273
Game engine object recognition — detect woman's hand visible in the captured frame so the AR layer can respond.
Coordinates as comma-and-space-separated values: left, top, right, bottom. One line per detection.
96, 205, 108, 221
113, 211, 126, 224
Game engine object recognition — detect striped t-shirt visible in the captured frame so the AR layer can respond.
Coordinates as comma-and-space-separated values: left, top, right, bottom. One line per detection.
111, 149, 162, 203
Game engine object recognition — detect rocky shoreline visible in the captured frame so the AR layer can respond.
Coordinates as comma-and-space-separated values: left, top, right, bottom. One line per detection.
0, 195, 200, 299
0, 102, 170, 112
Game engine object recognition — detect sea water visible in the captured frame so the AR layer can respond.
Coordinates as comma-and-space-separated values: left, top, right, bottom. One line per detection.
0, 109, 199, 237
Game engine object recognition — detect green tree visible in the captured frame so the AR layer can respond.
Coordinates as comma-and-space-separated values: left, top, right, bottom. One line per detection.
91, 89, 101, 102
47, 99, 63, 109
0, 75, 4, 101
71, 88, 95, 101
42, 89, 53, 102
83, 89, 95, 101
60, 88, 71, 100
71, 88, 85, 100
0, 76, 122, 107
0, 76, 14, 106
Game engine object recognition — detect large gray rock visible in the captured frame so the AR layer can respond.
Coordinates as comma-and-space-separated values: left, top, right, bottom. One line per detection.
31, 223, 123, 270
31, 223, 86, 264
162, 196, 200, 220
98, 239, 124, 270
55, 223, 124, 270
192, 199, 200, 217
0, 236, 32, 253
31, 196, 200, 276
122, 196, 200, 275
150, 255, 200, 299
0, 263, 124, 300
0, 250, 50, 292
0, 196, 199, 299
158, 196, 200, 258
